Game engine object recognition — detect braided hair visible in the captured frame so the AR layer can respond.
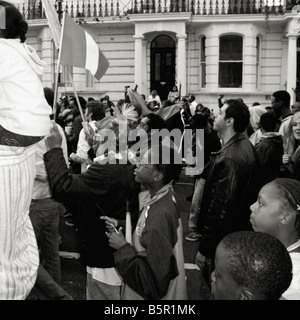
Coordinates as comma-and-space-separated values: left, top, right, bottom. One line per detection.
272, 178, 300, 237
0, 1, 28, 43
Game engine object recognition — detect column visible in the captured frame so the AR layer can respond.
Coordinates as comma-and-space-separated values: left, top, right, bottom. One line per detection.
134, 35, 144, 92
177, 34, 187, 96
286, 34, 297, 103
38, 27, 54, 87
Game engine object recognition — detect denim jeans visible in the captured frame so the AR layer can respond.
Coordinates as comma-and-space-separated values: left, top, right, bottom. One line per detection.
31, 264, 73, 300
29, 198, 61, 283
188, 178, 205, 232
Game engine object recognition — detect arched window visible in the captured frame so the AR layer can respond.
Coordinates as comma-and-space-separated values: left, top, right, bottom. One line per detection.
219, 35, 243, 88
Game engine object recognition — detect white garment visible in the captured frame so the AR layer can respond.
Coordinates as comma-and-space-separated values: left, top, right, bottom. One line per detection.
32, 123, 69, 199
0, 145, 39, 299
189, 101, 198, 116
86, 266, 122, 286
0, 39, 52, 136
249, 129, 262, 146
147, 94, 162, 108
249, 105, 267, 130
72, 121, 98, 172
282, 252, 300, 300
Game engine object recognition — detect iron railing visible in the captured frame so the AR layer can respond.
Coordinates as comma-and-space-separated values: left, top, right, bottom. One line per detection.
17, 0, 295, 20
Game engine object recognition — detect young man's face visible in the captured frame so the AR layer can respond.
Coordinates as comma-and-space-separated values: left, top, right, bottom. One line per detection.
213, 103, 229, 134
134, 150, 158, 186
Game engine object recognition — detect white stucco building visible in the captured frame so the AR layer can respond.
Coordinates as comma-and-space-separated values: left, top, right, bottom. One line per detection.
10, 0, 300, 111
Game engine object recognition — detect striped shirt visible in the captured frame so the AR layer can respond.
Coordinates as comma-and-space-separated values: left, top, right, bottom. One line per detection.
0, 145, 39, 299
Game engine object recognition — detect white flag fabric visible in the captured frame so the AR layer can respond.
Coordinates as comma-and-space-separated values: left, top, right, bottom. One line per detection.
41, 0, 61, 48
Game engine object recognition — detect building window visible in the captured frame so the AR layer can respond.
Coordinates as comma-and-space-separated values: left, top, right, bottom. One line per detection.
200, 36, 206, 88
256, 36, 261, 90
219, 35, 243, 88
86, 70, 94, 87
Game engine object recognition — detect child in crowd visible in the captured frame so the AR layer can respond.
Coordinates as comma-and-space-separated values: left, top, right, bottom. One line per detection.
211, 231, 293, 300
0, 0, 52, 299
250, 178, 300, 300
102, 144, 187, 300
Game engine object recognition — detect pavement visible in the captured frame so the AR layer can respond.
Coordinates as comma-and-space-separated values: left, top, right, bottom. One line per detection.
27, 169, 212, 301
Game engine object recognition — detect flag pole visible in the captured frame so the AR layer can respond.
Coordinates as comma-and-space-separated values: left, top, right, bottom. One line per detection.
66, 66, 89, 133
53, 10, 66, 122
53, 58, 61, 122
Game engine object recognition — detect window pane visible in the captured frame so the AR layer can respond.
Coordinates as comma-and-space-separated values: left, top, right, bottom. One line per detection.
220, 35, 243, 60
155, 53, 161, 81
200, 37, 206, 88
152, 35, 175, 48
201, 64, 206, 88
219, 62, 243, 87
201, 37, 206, 62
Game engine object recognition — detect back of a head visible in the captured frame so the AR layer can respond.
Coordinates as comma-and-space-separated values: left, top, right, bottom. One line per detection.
78, 96, 87, 109
225, 99, 250, 133
0, 1, 28, 42
190, 113, 208, 130
189, 95, 195, 102
220, 231, 292, 300
145, 113, 166, 131
259, 111, 277, 132
272, 90, 291, 109
252, 102, 260, 107
86, 100, 106, 121
43, 87, 54, 109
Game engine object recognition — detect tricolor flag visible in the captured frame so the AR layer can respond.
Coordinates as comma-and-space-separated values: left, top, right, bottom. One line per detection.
41, 0, 61, 48
59, 11, 109, 81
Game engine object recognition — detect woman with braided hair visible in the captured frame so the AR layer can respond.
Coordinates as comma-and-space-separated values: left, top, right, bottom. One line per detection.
0, 1, 52, 299
250, 178, 300, 299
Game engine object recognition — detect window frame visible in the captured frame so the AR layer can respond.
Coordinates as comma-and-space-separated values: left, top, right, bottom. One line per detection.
199, 36, 206, 88
218, 34, 243, 88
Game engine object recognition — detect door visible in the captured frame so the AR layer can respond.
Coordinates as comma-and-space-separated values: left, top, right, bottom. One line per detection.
150, 35, 176, 101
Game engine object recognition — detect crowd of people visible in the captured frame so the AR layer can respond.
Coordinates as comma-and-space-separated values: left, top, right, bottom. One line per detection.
1, 0, 300, 301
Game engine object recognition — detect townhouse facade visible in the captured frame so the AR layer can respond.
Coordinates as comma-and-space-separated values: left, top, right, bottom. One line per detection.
11, 0, 300, 111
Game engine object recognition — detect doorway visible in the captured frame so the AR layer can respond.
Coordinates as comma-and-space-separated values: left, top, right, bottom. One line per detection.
150, 35, 176, 101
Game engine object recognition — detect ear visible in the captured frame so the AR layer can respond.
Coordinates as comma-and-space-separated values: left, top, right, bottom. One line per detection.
153, 171, 163, 182
226, 117, 234, 127
240, 289, 253, 300
280, 211, 293, 225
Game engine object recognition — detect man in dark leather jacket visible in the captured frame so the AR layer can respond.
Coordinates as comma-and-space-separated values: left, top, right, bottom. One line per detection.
195, 99, 262, 286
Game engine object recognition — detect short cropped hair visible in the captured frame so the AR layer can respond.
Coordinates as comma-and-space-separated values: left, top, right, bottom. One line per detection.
259, 111, 277, 132
272, 90, 291, 108
224, 99, 250, 133
86, 101, 106, 121
150, 144, 183, 185
219, 231, 292, 300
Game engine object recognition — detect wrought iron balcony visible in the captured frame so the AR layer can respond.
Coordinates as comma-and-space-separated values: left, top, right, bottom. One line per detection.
17, 0, 296, 21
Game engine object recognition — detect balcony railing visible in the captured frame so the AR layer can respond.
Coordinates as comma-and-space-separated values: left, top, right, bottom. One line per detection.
17, 0, 294, 21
